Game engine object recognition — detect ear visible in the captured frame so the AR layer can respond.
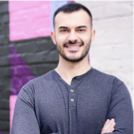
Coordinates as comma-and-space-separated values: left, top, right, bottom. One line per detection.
91, 30, 96, 43
51, 31, 56, 45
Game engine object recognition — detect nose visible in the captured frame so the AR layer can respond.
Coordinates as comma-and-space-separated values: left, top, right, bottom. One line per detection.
68, 30, 78, 43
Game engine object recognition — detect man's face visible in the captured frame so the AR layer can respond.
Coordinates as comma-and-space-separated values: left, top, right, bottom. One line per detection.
51, 9, 95, 62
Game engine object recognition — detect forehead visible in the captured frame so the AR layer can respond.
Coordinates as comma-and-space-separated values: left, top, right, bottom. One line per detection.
55, 9, 91, 28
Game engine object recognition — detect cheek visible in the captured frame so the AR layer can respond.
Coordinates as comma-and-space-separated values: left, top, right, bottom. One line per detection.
77, 33, 91, 42
83, 34, 91, 43
56, 34, 68, 45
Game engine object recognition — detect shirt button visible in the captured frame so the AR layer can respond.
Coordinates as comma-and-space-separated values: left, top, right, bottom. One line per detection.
70, 89, 74, 92
71, 99, 74, 102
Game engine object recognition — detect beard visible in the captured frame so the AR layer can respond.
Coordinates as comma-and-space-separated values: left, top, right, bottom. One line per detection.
56, 39, 91, 62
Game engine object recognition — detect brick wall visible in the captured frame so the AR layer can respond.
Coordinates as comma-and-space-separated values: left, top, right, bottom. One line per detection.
0, 1, 10, 134
0, 1, 70, 134
77, 1, 133, 103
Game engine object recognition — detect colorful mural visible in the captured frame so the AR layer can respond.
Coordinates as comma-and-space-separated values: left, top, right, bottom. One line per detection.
9, 1, 73, 132
0, 1, 73, 134
10, 44, 35, 128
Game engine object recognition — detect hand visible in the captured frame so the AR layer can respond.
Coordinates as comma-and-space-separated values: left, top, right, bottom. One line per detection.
101, 118, 116, 134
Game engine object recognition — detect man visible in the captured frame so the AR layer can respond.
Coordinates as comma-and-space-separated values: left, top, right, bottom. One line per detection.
11, 2, 133, 134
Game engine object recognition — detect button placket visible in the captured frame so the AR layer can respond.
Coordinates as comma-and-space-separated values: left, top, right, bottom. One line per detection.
69, 88, 75, 107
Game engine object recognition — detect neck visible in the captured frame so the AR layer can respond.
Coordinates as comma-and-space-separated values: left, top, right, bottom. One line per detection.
55, 55, 91, 85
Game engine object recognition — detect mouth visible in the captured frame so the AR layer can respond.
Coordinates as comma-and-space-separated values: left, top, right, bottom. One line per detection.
64, 43, 84, 51
66, 44, 83, 51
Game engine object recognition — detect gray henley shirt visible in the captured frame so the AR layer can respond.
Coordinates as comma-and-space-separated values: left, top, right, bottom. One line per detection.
11, 67, 133, 134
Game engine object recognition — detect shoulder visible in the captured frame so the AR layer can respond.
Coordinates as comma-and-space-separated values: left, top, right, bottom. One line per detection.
92, 68, 132, 107
25, 69, 55, 86
91, 67, 129, 93
92, 67, 123, 84
18, 70, 55, 96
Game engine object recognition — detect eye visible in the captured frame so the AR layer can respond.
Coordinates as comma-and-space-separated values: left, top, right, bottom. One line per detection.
60, 29, 68, 33
77, 29, 85, 32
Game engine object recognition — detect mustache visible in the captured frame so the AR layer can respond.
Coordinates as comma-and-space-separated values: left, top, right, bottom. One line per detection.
64, 41, 84, 47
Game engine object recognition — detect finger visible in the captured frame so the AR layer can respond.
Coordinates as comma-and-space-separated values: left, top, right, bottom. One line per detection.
101, 119, 115, 133
107, 120, 116, 132
101, 119, 110, 133
103, 119, 110, 126
105, 119, 115, 133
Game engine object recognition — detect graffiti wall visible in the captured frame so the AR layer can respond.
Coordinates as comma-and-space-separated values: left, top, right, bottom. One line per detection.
0, 1, 73, 133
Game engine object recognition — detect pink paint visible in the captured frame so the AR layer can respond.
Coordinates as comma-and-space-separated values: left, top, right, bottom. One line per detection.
10, 95, 17, 130
10, 44, 35, 130
9, 1, 51, 41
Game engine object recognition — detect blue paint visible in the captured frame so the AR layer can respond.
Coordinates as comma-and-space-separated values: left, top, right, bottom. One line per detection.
50, 1, 68, 31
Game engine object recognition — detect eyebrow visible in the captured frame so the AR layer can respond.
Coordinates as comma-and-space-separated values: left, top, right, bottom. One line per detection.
58, 26, 68, 29
77, 25, 87, 28
58, 25, 87, 29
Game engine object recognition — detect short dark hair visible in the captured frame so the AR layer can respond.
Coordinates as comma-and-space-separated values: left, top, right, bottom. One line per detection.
53, 2, 93, 28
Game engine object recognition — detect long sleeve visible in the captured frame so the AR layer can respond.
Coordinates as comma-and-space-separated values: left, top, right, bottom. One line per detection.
104, 78, 133, 134
11, 82, 40, 134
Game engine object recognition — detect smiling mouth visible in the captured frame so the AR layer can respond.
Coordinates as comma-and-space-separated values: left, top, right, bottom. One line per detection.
64, 44, 83, 52
63, 41, 84, 51
65, 44, 83, 48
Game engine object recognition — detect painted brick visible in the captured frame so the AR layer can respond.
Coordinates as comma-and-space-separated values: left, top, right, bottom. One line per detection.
0, 46, 9, 56
22, 53, 47, 64
0, 100, 9, 110
93, 15, 133, 31
0, 1, 7, 4
10, 18, 51, 41
29, 63, 57, 76
21, 49, 59, 64
45, 49, 59, 62
0, 23, 9, 34
93, 28, 132, 45
2, 14, 9, 23
10, 6, 50, 22
90, 44, 133, 60
0, 2, 10, 133
0, 77, 10, 90
104, 3, 132, 18
78, 1, 133, 19
0, 89, 10, 99
0, 35, 9, 46
14, 41, 36, 53
9, 1, 48, 12
0, 121, 9, 131
11, 37, 55, 54
0, 67, 10, 77
0, 2, 8, 13
10, 65, 34, 76
9, 1, 51, 41
0, 57, 9, 66
35, 37, 56, 52
0, 110, 9, 120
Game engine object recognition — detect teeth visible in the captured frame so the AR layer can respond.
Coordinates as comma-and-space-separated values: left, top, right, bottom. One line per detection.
68, 46, 79, 48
